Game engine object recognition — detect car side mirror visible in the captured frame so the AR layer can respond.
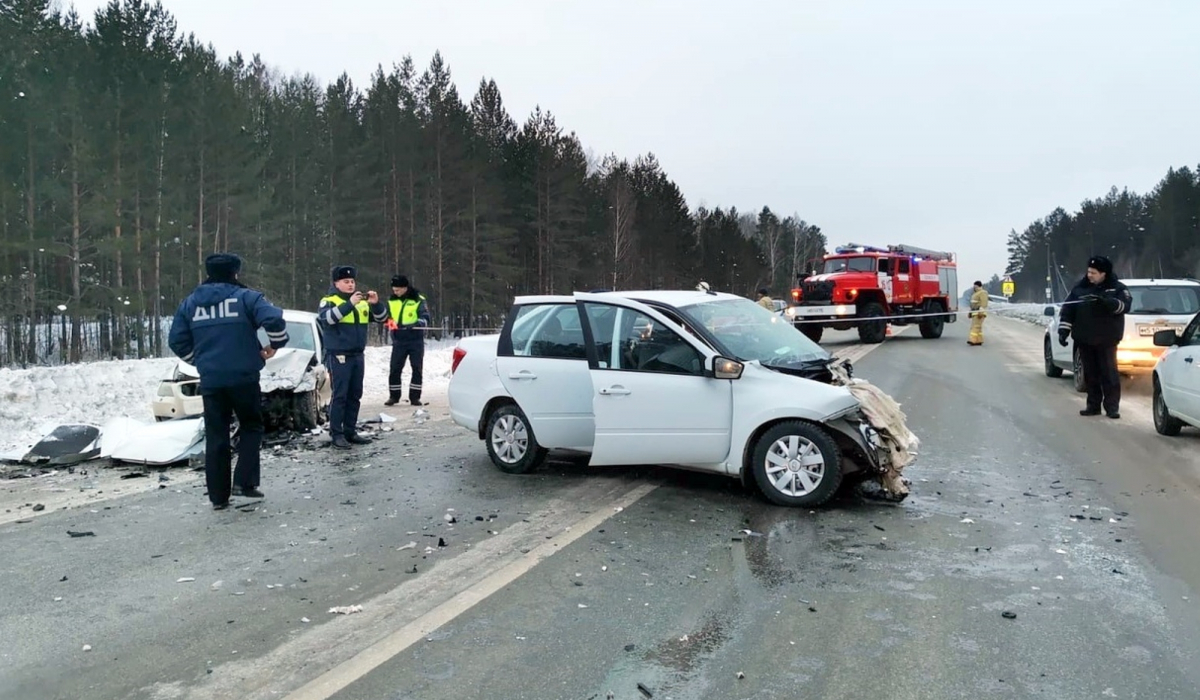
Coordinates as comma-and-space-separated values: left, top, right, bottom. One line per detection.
1043, 306, 1055, 317
713, 356, 744, 380
1153, 329, 1180, 347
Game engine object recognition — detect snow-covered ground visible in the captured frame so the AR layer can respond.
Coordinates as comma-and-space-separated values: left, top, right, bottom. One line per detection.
991, 301, 1058, 327
0, 339, 461, 454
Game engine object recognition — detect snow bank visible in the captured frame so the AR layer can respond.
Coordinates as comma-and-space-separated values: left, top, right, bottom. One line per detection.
0, 358, 178, 453
0, 338, 464, 453
992, 302, 1057, 327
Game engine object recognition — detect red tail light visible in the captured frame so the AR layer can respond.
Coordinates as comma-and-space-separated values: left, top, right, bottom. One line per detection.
451, 346, 467, 374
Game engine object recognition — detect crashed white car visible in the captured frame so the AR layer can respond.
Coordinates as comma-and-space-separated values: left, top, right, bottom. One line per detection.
151, 309, 332, 431
448, 289, 917, 507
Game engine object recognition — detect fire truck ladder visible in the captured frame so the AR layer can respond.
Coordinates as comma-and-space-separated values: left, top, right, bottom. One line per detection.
889, 244, 955, 262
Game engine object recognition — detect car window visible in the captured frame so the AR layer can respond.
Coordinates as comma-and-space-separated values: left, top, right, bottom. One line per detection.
600, 306, 704, 375
1127, 286, 1200, 315
1181, 314, 1200, 347
677, 297, 829, 369
582, 304, 619, 367
256, 320, 315, 352
822, 256, 875, 274
898, 259, 910, 274
511, 304, 587, 359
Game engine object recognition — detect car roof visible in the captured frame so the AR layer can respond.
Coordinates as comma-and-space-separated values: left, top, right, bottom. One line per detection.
282, 309, 318, 322
513, 290, 747, 307
1122, 278, 1200, 287
584, 289, 746, 307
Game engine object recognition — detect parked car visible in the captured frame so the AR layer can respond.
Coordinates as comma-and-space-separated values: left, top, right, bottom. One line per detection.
1043, 278, 1200, 391
448, 288, 913, 507
1150, 314, 1200, 435
151, 309, 332, 432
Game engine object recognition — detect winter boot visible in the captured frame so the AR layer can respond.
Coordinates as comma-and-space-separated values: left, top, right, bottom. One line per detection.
384, 393, 399, 407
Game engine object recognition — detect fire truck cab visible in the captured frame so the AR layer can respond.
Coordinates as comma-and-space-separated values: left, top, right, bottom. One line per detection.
786, 243, 959, 344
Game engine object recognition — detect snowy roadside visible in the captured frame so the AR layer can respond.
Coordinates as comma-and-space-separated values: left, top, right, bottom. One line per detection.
990, 302, 1057, 328
0, 339, 463, 455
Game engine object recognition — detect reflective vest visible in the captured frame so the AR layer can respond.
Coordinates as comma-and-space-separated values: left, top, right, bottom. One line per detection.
320, 294, 371, 324
387, 295, 426, 327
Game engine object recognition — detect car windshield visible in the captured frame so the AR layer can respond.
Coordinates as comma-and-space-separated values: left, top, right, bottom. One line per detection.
1126, 286, 1200, 315
677, 297, 831, 369
257, 320, 316, 352
822, 256, 876, 274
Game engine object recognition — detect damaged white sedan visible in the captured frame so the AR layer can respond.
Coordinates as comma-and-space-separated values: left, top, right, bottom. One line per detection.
151, 309, 332, 432
448, 289, 917, 507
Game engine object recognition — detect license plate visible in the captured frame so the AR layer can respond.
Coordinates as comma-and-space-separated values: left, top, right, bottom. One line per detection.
1137, 324, 1183, 337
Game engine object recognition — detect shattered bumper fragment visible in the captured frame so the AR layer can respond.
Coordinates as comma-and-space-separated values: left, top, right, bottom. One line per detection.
829, 359, 919, 501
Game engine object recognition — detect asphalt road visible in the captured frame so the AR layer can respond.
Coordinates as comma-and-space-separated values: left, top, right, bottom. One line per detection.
2, 315, 1200, 700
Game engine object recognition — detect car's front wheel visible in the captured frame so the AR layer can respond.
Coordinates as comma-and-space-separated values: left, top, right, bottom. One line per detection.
750, 421, 843, 507
293, 391, 321, 431
484, 404, 548, 474
1153, 377, 1183, 436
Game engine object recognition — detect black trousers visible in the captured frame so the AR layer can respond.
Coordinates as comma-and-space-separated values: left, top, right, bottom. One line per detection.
327, 351, 365, 438
1078, 342, 1121, 413
202, 383, 263, 505
388, 343, 424, 403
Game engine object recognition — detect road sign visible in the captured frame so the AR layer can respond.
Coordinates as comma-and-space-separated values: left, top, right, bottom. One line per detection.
1002, 277, 1015, 298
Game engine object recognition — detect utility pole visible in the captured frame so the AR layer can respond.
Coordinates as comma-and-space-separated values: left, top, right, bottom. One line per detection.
1046, 242, 1052, 303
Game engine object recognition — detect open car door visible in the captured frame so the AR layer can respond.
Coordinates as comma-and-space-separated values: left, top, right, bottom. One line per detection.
575, 293, 733, 467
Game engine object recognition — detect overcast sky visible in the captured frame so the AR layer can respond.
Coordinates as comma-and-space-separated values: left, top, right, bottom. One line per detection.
67, 0, 1200, 291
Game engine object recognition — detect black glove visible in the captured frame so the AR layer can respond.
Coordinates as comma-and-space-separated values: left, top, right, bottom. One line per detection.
1057, 328, 1069, 347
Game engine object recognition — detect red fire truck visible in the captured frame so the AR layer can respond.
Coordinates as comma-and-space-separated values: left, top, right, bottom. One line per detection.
787, 243, 959, 344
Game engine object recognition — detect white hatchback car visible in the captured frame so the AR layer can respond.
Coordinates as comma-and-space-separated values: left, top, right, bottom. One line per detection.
1150, 314, 1200, 435
1043, 278, 1200, 391
448, 289, 912, 507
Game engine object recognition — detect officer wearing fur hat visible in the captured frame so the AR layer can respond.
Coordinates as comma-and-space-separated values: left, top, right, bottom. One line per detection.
384, 274, 432, 406
169, 253, 289, 510
318, 265, 388, 449
1058, 255, 1132, 419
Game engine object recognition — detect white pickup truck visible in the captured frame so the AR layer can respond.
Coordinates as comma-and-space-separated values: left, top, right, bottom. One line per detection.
447, 288, 917, 507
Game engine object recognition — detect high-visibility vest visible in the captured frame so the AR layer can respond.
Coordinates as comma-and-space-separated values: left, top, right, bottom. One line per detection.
321, 295, 371, 324
387, 295, 426, 326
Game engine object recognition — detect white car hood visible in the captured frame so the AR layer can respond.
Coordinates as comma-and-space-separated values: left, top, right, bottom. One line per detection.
103, 417, 205, 466
740, 361, 861, 419
175, 348, 318, 393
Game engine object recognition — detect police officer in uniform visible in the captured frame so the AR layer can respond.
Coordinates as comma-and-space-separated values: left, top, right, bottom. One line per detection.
319, 265, 387, 448
384, 275, 432, 406
169, 253, 289, 510
1058, 255, 1132, 419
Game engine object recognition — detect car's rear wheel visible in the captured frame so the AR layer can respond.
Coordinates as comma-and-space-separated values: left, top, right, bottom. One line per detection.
1153, 377, 1183, 436
485, 404, 548, 474
1044, 337, 1063, 377
1072, 347, 1087, 393
918, 301, 945, 338
750, 421, 843, 507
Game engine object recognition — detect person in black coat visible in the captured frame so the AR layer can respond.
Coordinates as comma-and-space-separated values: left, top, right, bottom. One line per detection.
1057, 255, 1132, 419
169, 253, 289, 509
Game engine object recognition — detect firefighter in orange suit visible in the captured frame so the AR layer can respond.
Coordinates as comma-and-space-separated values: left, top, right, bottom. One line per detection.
968, 280, 988, 346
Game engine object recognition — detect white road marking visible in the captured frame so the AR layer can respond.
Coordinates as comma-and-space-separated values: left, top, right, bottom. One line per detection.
258, 482, 660, 700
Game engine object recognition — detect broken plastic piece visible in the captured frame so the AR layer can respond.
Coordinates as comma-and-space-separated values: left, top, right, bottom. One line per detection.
328, 605, 363, 615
